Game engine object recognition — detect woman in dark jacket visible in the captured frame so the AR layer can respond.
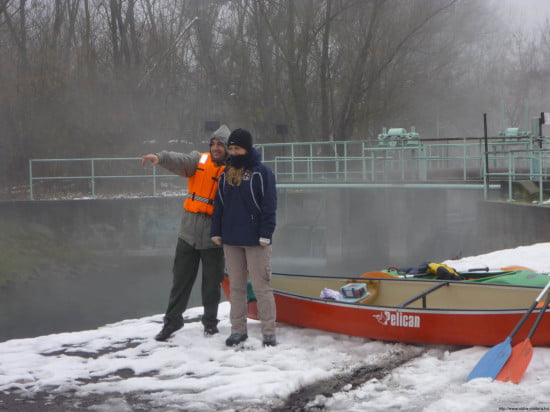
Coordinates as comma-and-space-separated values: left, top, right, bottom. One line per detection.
211, 128, 278, 347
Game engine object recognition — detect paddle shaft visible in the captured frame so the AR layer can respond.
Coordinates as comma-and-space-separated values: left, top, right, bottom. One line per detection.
526, 289, 550, 339
508, 281, 550, 339
466, 280, 550, 382
495, 289, 550, 383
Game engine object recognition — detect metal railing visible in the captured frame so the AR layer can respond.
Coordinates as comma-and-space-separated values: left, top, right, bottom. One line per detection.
28, 136, 550, 202
484, 149, 550, 203
257, 137, 542, 182
29, 157, 180, 200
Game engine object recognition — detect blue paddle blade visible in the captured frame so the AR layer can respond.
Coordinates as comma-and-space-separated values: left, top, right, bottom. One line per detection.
467, 337, 512, 381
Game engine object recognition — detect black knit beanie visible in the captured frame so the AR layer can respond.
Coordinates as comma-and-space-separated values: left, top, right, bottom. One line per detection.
228, 128, 253, 152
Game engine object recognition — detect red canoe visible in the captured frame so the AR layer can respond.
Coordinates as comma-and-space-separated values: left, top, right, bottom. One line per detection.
222, 273, 550, 346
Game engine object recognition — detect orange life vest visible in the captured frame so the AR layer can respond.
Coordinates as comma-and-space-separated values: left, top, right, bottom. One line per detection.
183, 153, 225, 215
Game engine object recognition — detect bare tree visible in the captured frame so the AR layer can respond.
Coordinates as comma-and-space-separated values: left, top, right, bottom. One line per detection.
319, 0, 332, 141
3, 0, 28, 77
0, 0, 539, 196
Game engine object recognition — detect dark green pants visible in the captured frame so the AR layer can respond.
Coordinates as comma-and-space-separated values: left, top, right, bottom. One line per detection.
163, 238, 225, 327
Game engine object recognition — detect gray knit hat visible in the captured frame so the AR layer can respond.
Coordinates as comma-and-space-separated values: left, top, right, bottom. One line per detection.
210, 124, 231, 147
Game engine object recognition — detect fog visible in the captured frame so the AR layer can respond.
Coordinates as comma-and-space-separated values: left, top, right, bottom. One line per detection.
2, 0, 550, 343
3, 0, 550, 192
501, 0, 550, 31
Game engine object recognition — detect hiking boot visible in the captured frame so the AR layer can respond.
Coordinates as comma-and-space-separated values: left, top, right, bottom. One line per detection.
155, 323, 183, 341
262, 334, 277, 347
225, 333, 248, 347
204, 324, 219, 337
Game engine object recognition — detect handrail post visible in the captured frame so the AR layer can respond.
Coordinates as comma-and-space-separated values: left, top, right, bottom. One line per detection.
400, 148, 405, 180
153, 166, 157, 196
29, 160, 34, 200
371, 148, 375, 181
530, 138, 537, 180
91, 159, 95, 197
291, 143, 295, 181
309, 143, 313, 181
334, 142, 339, 178
482, 156, 487, 200
483, 113, 489, 199
539, 150, 544, 204
418, 144, 427, 181
463, 136, 467, 181
343, 142, 348, 180
362, 142, 366, 180
508, 152, 515, 202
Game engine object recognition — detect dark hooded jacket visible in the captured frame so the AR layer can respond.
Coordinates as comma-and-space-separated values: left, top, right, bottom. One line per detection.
211, 148, 277, 246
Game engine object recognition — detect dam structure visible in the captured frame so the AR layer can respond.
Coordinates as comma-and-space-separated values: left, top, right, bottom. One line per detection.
2, 134, 549, 340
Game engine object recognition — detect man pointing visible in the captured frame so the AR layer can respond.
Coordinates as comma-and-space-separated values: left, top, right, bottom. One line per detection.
141, 124, 230, 340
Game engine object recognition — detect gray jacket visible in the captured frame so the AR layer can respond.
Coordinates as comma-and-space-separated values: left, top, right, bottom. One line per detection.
157, 150, 223, 250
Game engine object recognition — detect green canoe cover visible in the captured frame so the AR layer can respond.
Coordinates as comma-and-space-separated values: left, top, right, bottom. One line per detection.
383, 268, 549, 287
469, 270, 550, 287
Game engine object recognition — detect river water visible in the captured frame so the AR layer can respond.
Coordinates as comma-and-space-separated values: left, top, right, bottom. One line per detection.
0, 188, 483, 342
0, 255, 178, 342
0, 250, 386, 342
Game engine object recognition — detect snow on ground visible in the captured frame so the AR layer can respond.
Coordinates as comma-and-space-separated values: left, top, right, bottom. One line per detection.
1, 243, 550, 411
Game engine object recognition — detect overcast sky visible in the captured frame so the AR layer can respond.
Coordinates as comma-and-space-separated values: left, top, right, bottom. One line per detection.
500, 0, 550, 32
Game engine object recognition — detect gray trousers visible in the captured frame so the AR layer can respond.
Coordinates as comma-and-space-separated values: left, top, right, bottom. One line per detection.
223, 244, 276, 335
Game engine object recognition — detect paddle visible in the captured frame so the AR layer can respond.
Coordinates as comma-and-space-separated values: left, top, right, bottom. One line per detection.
466, 280, 550, 382
495, 289, 550, 384
500, 265, 536, 271
466, 266, 535, 274
359, 271, 399, 279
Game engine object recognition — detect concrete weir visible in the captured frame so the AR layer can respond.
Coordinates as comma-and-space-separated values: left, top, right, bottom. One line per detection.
1, 187, 550, 273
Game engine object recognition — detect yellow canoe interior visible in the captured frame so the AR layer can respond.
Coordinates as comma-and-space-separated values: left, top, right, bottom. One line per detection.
271, 275, 544, 311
